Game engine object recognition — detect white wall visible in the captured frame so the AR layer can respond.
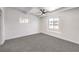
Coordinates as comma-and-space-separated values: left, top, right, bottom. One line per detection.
41, 8, 79, 44
4, 8, 40, 40
0, 10, 2, 42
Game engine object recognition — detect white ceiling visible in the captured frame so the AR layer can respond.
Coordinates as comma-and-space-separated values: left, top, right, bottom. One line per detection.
13, 7, 33, 13
6, 7, 76, 17
13, 7, 61, 14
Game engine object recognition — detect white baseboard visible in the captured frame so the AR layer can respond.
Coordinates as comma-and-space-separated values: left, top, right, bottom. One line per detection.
2, 32, 79, 45
6, 32, 41, 40
42, 32, 79, 45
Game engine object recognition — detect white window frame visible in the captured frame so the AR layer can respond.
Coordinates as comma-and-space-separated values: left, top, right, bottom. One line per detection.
48, 18, 59, 32
19, 17, 29, 24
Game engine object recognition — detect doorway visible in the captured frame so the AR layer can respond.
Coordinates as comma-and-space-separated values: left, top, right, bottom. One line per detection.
0, 8, 5, 45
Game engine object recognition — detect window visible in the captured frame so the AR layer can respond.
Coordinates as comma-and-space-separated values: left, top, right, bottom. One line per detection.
19, 17, 29, 24
48, 18, 59, 31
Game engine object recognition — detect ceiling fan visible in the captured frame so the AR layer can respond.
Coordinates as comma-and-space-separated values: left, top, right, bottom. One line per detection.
40, 9, 49, 15
28, 7, 60, 17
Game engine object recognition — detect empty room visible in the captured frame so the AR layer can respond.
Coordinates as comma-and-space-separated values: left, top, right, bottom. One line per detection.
0, 7, 79, 52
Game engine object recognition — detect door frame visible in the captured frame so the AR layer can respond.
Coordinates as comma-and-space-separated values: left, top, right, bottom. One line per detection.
0, 8, 5, 45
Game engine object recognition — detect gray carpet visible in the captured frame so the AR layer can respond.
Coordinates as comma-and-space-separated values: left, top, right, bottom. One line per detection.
0, 33, 79, 52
